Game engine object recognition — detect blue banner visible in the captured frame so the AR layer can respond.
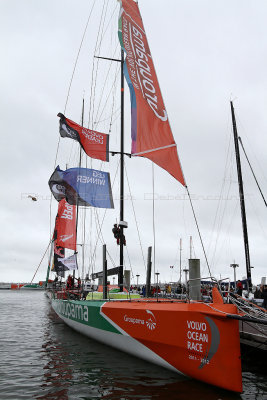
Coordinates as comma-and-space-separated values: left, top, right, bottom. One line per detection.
49, 166, 114, 209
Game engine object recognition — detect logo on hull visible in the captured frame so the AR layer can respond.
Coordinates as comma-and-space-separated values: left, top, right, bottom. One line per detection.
146, 310, 156, 330
123, 310, 157, 330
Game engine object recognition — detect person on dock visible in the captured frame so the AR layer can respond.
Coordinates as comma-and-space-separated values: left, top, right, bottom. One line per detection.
261, 284, 267, 309
66, 275, 73, 290
74, 276, 81, 289
254, 286, 261, 299
236, 280, 243, 296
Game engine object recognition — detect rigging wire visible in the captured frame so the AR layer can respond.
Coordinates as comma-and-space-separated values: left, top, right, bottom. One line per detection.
236, 114, 267, 187
246, 192, 267, 239
30, 238, 52, 283
86, 80, 119, 277
49, 0, 96, 243
210, 159, 234, 269
186, 186, 212, 277
93, 207, 117, 269
88, 2, 105, 128
125, 244, 136, 284
64, 0, 96, 115
125, 165, 147, 271
152, 163, 156, 284
210, 134, 235, 270
181, 186, 189, 247
88, 159, 120, 276
93, 2, 119, 126
207, 129, 232, 258
76, 99, 85, 281
108, 88, 117, 134
94, 56, 120, 127
191, 238, 197, 259
94, 106, 120, 125
47, 1, 120, 282
84, 0, 108, 278
87, 68, 120, 275
92, 0, 109, 121
85, 1, 116, 271
95, 2, 119, 55
86, 8, 121, 279
89, 0, 108, 128
213, 199, 239, 267
238, 137, 267, 208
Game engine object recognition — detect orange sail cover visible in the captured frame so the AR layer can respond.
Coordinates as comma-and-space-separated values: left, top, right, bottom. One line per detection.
118, 0, 185, 185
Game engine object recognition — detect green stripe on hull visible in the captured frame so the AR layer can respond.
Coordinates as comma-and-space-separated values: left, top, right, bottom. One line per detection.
52, 299, 122, 334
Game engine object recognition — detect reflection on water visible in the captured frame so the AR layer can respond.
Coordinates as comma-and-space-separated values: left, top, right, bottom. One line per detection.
0, 291, 266, 399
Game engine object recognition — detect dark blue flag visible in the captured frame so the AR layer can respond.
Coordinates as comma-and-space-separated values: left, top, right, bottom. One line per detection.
49, 166, 114, 209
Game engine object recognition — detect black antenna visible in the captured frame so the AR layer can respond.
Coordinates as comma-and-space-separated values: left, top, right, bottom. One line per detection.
230, 101, 252, 290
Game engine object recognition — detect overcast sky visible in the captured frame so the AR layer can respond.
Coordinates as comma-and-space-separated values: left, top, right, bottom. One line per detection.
1, 0, 267, 286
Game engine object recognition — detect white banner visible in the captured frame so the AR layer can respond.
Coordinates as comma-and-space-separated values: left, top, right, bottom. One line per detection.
59, 254, 78, 271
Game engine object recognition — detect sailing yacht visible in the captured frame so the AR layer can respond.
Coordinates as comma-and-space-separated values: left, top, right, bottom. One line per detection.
47, 0, 243, 392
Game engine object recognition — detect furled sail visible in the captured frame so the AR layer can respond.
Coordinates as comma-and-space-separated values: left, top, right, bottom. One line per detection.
54, 199, 76, 251
49, 166, 114, 209
57, 113, 109, 162
118, 0, 185, 185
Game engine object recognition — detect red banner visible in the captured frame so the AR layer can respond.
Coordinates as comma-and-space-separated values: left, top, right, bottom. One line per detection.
119, 0, 185, 185
55, 199, 77, 251
58, 113, 109, 162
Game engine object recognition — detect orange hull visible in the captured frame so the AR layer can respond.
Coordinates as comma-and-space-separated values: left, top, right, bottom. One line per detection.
102, 299, 242, 392
52, 288, 242, 392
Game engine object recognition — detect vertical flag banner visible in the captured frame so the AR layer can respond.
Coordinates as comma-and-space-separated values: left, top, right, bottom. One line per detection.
118, 0, 185, 185
55, 199, 77, 251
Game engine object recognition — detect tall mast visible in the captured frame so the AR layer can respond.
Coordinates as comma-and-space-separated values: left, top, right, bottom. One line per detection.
95, 50, 125, 290
81, 98, 85, 281
230, 101, 252, 290
75, 98, 85, 281
119, 49, 124, 291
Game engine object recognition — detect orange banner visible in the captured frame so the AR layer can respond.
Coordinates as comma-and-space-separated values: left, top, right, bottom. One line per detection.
55, 199, 76, 251
119, 0, 185, 185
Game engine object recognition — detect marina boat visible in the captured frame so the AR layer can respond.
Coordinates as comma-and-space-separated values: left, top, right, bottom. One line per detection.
21, 283, 44, 290
45, 0, 250, 392
0, 282, 11, 290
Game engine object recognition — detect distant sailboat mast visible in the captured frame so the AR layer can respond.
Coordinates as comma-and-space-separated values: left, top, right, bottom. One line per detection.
230, 101, 252, 290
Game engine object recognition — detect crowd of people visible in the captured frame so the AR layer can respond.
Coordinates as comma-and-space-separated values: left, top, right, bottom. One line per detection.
128, 281, 267, 307
129, 283, 187, 297
53, 275, 267, 309
254, 284, 267, 308
54, 275, 81, 290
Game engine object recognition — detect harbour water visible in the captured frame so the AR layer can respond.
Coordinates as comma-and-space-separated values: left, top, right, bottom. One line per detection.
0, 291, 266, 400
